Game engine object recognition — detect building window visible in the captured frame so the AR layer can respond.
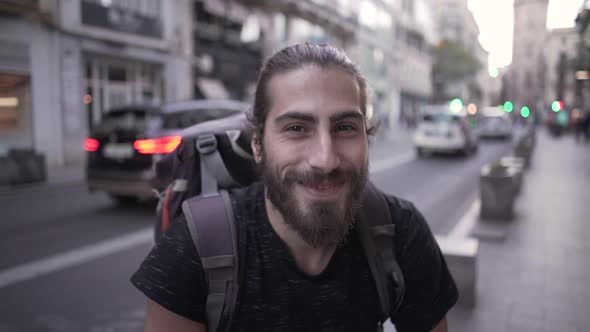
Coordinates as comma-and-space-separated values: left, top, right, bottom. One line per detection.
84, 58, 163, 128
81, 0, 163, 38
0, 73, 30, 132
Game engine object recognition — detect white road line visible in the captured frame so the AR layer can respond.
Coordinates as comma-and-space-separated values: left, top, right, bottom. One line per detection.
448, 199, 480, 239
0, 227, 153, 289
370, 151, 415, 174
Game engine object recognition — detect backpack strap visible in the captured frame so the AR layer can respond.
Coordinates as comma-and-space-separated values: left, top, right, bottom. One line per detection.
182, 190, 239, 332
196, 134, 237, 196
357, 182, 406, 328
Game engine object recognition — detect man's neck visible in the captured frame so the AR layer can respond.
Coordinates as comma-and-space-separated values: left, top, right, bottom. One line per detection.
264, 197, 337, 276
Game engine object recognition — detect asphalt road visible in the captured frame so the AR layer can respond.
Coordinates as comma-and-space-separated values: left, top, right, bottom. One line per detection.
0, 133, 513, 331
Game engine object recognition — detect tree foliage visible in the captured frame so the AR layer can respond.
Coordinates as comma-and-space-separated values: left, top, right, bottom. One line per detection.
432, 39, 481, 83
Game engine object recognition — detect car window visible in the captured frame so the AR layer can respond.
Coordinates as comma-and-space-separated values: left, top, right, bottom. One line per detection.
423, 114, 460, 123
96, 110, 156, 132
162, 108, 241, 129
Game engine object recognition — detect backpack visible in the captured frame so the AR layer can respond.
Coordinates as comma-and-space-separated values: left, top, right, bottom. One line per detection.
154, 113, 406, 332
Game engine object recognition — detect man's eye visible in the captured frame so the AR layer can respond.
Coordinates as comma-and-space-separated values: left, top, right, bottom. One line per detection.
286, 125, 306, 133
336, 124, 357, 132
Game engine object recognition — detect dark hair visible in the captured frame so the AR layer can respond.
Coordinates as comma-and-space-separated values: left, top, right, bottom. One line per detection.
248, 42, 375, 144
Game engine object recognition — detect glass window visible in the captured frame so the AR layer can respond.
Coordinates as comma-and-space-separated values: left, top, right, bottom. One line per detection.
162, 108, 240, 129
0, 73, 30, 132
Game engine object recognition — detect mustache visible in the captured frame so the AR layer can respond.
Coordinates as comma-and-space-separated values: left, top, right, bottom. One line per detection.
283, 167, 355, 187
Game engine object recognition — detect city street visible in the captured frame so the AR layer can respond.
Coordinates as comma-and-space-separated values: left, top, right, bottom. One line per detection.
2, 0, 589, 331
0, 129, 516, 331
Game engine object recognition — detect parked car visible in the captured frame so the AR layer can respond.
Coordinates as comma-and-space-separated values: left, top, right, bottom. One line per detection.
85, 99, 249, 204
414, 106, 478, 156
478, 106, 513, 139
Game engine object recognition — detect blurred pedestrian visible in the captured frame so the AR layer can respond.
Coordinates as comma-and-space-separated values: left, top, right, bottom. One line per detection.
572, 108, 584, 142
583, 108, 590, 142
131, 43, 457, 332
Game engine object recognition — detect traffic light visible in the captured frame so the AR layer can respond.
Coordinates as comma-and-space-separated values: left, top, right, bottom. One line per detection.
503, 101, 514, 112
488, 68, 499, 78
520, 106, 530, 118
450, 98, 463, 113
551, 100, 564, 112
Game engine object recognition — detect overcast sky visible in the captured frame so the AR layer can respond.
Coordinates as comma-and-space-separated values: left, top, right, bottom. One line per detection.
468, 0, 584, 69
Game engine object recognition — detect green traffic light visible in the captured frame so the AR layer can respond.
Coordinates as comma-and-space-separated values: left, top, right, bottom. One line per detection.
503, 101, 514, 112
551, 100, 562, 112
450, 98, 463, 113
520, 106, 530, 118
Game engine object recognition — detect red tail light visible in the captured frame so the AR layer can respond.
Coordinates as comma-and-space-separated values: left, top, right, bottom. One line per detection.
133, 136, 182, 154
84, 138, 100, 152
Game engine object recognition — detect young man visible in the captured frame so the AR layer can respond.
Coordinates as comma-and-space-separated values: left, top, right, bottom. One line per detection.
131, 43, 458, 331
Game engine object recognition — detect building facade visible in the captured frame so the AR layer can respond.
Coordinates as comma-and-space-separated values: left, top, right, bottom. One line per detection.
432, 0, 489, 106
543, 28, 579, 108
391, 0, 437, 127
0, 0, 194, 167
508, 0, 549, 112
0, 0, 402, 170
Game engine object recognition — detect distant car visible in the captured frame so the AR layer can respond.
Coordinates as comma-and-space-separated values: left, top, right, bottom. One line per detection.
478, 106, 513, 139
85, 99, 249, 204
414, 107, 478, 156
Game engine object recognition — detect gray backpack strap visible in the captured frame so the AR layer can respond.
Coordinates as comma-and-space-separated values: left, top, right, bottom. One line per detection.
182, 190, 239, 332
358, 182, 406, 328
196, 134, 237, 195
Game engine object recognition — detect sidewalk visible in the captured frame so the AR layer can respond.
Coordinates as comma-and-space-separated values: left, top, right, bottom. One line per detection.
448, 129, 590, 332
0, 165, 84, 197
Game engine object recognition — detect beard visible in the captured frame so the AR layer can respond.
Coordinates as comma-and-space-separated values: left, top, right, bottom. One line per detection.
260, 151, 368, 249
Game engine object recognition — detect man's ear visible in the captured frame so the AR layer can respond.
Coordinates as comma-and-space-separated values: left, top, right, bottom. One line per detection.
251, 134, 263, 164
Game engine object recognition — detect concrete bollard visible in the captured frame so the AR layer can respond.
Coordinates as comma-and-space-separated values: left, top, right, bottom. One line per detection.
480, 163, 518, 220
499, 156, 525, 195
436, 236, 479, 307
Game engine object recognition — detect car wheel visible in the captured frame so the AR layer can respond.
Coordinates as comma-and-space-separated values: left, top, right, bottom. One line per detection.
110, 194, 138, 206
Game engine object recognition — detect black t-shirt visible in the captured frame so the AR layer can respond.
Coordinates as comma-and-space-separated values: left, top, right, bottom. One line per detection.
131, 182, 458, 332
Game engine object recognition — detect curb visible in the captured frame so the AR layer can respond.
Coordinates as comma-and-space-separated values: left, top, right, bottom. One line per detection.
0, 180, 86, 199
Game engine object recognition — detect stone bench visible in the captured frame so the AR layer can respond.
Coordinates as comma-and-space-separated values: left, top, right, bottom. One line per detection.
435, 236, 479, 307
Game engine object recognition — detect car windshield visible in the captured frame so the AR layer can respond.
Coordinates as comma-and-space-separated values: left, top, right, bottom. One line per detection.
423, 114, 460, 123
96, 109, 158, 132
161, 108, 241, 129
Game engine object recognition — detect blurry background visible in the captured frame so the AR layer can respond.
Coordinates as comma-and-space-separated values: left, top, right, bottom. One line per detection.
1, 0, 589, 331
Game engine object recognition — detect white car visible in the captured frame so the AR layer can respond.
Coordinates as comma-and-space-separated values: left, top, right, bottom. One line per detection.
478, 106, 513, 139
414, 110, 478, 156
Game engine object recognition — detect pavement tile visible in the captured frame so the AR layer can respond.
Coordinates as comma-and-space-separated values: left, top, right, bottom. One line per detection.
448, 130, 590, 331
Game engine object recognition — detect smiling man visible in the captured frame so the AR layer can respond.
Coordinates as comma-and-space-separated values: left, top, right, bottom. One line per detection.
131, 43, 458, 332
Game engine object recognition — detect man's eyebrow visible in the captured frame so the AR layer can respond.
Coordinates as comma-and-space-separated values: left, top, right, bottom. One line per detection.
329, 111, 364, 123
274, 111, 317, 124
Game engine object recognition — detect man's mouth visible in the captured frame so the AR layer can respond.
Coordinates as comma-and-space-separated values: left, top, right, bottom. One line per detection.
298, 180, 345, 198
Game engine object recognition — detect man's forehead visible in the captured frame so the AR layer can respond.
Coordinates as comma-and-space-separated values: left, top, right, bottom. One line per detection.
265, 66, 362, 121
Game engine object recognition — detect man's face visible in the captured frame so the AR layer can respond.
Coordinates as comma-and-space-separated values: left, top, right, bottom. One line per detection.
253, 65, 369, 248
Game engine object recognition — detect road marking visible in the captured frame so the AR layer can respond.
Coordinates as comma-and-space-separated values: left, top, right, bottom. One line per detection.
0, 227, 153, 289
448, 199, 480, 239
370, 151, 415, 174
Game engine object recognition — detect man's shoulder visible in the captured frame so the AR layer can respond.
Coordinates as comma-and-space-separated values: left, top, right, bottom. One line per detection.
381, 192, 421, 223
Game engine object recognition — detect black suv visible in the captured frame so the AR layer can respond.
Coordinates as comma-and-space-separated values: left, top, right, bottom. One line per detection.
85, 99, 248, 204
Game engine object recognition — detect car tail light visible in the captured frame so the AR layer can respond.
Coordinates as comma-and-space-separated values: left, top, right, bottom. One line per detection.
133, 136, 182, 154
84, 138, 100, 152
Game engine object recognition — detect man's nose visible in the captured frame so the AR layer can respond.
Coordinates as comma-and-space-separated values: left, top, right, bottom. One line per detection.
307, 131, 341, 173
